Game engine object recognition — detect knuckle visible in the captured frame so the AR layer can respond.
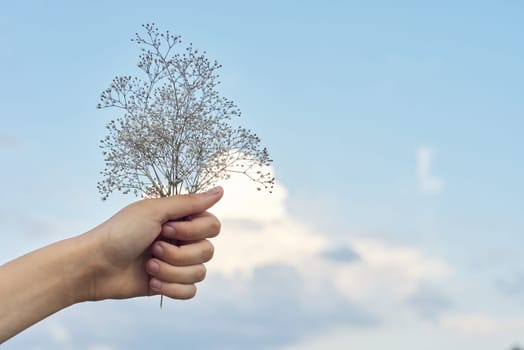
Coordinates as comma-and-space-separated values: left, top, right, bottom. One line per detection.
185, 194, 199, 213
140, 198, 162, 220
167, 243, 182, 264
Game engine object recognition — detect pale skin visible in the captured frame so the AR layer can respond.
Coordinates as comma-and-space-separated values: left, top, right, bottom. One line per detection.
0, 186, 223, 343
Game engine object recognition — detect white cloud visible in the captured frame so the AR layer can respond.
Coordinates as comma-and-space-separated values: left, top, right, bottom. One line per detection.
47, 322, 70, 344
441, 314, 524, 335
277, 323, 509, 350
417, 146, 444, 194
333, 239, 450, 301
214, 168, 288, 223
46, 321, 73, 350
88, 345, 118, 350
211, 164, 451, 312
211, 171, 329, 278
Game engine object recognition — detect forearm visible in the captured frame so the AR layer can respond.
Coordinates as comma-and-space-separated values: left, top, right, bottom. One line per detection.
0, 191, 222, 343
0, 234, 96, 343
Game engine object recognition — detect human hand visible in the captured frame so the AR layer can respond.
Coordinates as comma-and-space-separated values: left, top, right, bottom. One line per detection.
81, 187, 223, 302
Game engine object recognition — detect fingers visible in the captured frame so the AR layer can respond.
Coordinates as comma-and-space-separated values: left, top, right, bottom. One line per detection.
147, 239, 214, 300
149, 279, 197, 300
152, 239, 214, 266
143, 189, 222, 301
149, 186, 224, 222
146, 259, 207, 284
161, 212, 221, 241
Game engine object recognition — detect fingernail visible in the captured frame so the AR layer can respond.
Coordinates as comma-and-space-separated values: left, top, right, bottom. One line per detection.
150, 278, 162, 290
206, 186, 222, 195
163, 225, 176, 236
153, 243, 164, 257
149, 260, 160, 272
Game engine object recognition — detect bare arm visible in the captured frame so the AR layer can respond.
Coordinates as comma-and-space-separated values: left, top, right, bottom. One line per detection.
0, 235, 96, 341
0, 187, 223, 343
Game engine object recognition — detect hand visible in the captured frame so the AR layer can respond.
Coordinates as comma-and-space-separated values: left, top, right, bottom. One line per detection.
83, 187, 223, 302
0, 188, 223, 342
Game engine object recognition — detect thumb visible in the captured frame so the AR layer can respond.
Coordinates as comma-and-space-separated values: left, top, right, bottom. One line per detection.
151, 186, 224, 223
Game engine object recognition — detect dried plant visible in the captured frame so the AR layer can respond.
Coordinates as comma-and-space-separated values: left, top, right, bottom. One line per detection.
97, 23, 274, 306
97, 23, 274, 201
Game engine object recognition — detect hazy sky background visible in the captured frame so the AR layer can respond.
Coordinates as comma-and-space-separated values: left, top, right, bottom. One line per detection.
1, 1, 523, 349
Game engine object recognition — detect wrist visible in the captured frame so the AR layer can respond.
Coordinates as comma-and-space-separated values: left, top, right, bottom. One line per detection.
0, 232, 104, 341
64, 232, 103, 304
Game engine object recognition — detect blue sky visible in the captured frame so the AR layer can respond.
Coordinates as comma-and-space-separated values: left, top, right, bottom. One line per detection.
1, 1, 524, 349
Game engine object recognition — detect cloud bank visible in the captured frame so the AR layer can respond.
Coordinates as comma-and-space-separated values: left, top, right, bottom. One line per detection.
5, 163, 456, 350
